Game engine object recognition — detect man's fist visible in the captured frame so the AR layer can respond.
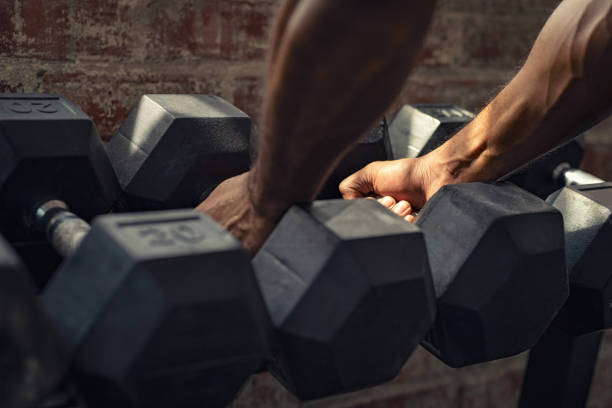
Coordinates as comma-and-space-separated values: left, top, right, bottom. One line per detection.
339, 157, 442, 210
195, 172, 279, 255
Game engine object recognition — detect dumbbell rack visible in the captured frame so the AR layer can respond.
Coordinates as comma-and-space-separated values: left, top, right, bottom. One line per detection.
2, 93, 608, 408
520, 328, 603, 407
520, 169, 611, 407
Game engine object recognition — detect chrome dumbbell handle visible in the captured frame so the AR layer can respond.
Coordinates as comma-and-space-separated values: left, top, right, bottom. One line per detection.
553, 163, 605, 187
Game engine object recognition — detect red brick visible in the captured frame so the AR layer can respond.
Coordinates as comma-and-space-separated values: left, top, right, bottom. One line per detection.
39, 66, 224, 139
232, 75, 264, 120
143, 1, 276, 61
0, 1, 15, 55
459, 15, 542, 68
19, 0, 71, 59
70, 0, 132, 57
418, 13, 464, 68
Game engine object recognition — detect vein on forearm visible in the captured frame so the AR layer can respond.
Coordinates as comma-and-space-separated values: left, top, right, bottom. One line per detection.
436, 0, 612, 184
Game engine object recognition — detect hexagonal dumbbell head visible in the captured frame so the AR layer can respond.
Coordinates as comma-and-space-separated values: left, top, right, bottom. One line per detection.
318, 120, 391, 199
42, 210, 270, 408
253, 199, 435, 399
388, 104, 474, 159
0, 94, 120, 285
548, 182, 612, 334
417, 182, 567, 367
107, 94, 252, 210
0, 234, 65, 408
0, 94, 119, 241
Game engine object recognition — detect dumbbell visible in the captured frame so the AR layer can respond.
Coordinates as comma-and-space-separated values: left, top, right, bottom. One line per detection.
415, 181, 567, 366
107, 94, 437, 399
0, 94, 120, 285
320, 115, 570, 366
253, 181, 568, 395
520, 170, 611, 407
305, 103, 570, 366
387, 104, 586, 199
108, 94, 252, 210
382, 103, 571, 366
0, 94, 270, 408
0, 233, 64, 408
108, 94, 568, 385
107, 93, 391, 207
41, 209, 270, 408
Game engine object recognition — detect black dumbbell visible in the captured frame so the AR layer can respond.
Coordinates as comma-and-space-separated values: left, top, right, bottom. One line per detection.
547, 168, 608, 335
252, 198, 434, 399
0, 93, 120, 286
107, 94, 252, 211
416, 181, 567, 366
107, 94, 438, 399
384, 104, 571, 366
0, 94, 271, 408
388, 104, 585, 199
289, 100, 570, 367
41, 209, 270, 408
520, 170, 610, 407
107, 94, 392, 207
252, 180, 566, 391
0, 233, 64, 408
107, 94, 569, 387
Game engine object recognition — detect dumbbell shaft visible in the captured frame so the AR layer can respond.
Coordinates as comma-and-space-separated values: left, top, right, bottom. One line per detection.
561, 168, 604, 186
553, 162, 604, 187
34, 200, 90, 259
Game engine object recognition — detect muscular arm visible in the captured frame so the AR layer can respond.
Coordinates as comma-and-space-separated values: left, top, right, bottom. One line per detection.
250, 0, 436, 219
428, 0, 612, 189
199, 0, 436, 252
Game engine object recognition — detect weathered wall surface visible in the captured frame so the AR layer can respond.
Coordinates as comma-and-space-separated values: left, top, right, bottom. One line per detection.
2, 0, 612, 406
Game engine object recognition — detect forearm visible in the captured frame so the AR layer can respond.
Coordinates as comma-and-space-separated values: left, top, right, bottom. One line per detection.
250, 0, 436, 218
428, 0, 612, 187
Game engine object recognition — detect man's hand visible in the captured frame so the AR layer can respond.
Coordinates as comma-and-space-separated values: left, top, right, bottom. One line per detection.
339, 156, 447, 210
195, 173, 279, 255
375, 196, 416, 222
343, 0, 612, 217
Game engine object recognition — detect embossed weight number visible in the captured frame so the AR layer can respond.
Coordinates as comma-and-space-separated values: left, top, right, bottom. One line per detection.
137, 224, 205, 247
171, 224, 205, 243
6, 100, 59, 114
138, 228, 175, 247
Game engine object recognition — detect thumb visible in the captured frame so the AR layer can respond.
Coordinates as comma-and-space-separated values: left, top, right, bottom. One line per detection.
339, 163, 378, 199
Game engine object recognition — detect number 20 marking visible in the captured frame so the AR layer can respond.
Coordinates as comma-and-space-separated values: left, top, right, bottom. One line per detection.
6, 101, 58, 114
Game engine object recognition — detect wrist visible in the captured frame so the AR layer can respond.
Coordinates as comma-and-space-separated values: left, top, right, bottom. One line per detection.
247, 168, 293, 223
416, 153, 460, 201
422, 126, 493, 192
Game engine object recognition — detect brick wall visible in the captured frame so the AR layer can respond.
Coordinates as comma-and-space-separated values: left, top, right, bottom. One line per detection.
2, 0, 612, 407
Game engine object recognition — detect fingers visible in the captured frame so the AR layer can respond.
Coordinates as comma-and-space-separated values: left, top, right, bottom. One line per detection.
340, 163, 377, 199
376, 196, 414, 221
378, 196, 396, 208
391, 200, 412, 217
